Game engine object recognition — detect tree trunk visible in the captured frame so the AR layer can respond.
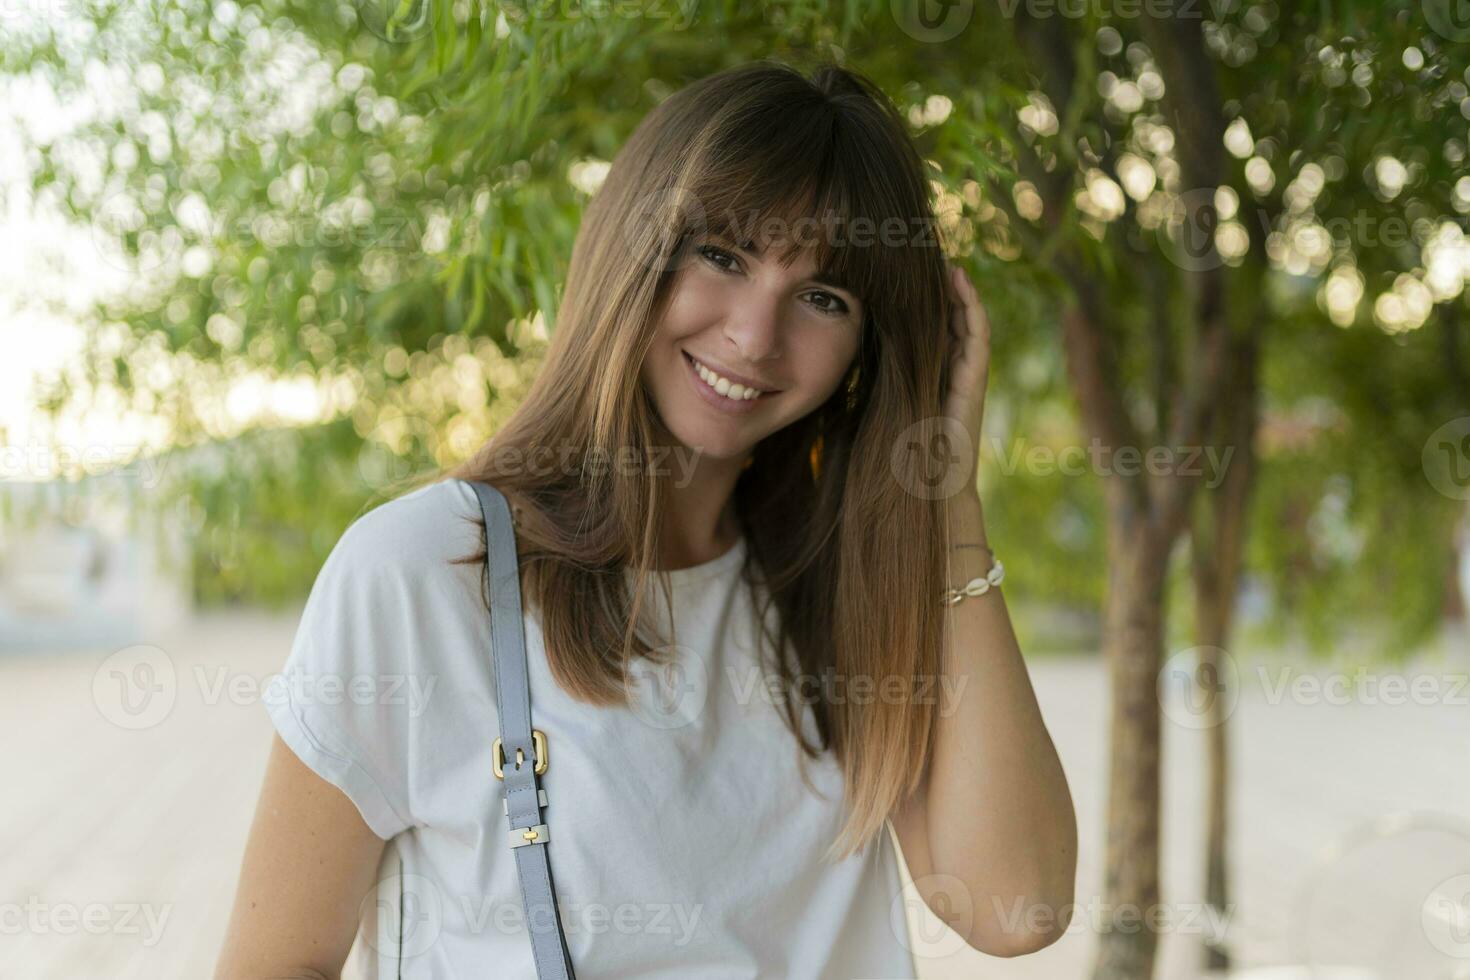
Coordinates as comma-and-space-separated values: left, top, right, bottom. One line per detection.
1189, 319, 1260, 973
1093, 510, 1171, 980
1201, 643, 1231, 975
1190, 508, 1243, 977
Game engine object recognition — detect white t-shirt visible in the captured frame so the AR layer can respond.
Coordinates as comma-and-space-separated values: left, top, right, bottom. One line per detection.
266, 477, 918, 979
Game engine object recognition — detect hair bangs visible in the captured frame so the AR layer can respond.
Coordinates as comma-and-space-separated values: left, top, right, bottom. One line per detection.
677, 99, 922, 322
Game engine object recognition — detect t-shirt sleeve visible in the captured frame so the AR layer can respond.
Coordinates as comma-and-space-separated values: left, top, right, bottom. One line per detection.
264, 509, 428, 841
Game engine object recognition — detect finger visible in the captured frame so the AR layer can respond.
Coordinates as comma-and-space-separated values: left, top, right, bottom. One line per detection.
950, 295, 970, 351
946, 274, 968, 345
961, 276, 990, 343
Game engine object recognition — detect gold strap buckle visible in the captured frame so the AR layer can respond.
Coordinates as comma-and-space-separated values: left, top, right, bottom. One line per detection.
492, 729, 548, 779
509, 823, 551, 848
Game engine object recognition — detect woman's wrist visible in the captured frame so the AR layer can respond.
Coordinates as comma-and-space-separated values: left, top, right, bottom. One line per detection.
944, 490, 993, 582
945, 489, 988, 548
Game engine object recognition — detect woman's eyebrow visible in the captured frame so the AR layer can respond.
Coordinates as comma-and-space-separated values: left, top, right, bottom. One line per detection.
722, 233, 760, 254
792, 259, 861, 304
808, 268, 861, 304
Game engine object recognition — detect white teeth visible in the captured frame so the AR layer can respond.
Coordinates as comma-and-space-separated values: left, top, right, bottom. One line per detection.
692, 356, 763, 401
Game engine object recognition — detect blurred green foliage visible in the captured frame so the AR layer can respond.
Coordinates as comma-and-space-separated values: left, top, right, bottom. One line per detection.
5, 0, 1467, 661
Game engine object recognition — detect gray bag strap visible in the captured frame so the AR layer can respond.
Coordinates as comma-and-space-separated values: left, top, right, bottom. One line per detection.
469, 479, 577, 979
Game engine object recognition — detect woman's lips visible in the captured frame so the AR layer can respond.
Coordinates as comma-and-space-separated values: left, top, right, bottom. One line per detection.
682, 350, 770, 416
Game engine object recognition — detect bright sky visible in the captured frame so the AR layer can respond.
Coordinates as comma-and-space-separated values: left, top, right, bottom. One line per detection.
0, 8, 160, 480
0, 87, 107, 477
0, 10, 334, 482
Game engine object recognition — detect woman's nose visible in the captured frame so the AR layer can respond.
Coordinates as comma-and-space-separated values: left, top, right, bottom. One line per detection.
721, 289, 784, 363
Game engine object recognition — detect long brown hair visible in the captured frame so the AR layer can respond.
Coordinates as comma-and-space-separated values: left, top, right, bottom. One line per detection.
435, 59, 957, 862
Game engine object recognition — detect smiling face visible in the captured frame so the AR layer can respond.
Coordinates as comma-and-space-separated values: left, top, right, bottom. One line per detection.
640, 231, 865, 462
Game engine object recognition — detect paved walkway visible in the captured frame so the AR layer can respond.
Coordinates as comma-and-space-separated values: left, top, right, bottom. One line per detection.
2, 611, 1468, 978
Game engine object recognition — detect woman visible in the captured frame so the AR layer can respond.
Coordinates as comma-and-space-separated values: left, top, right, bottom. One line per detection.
215, 60, 1076, 978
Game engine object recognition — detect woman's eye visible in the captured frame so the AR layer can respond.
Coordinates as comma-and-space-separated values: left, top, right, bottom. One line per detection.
806, 291, 851, 317
696, 244, 852, 318
697, 245, 740, 273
